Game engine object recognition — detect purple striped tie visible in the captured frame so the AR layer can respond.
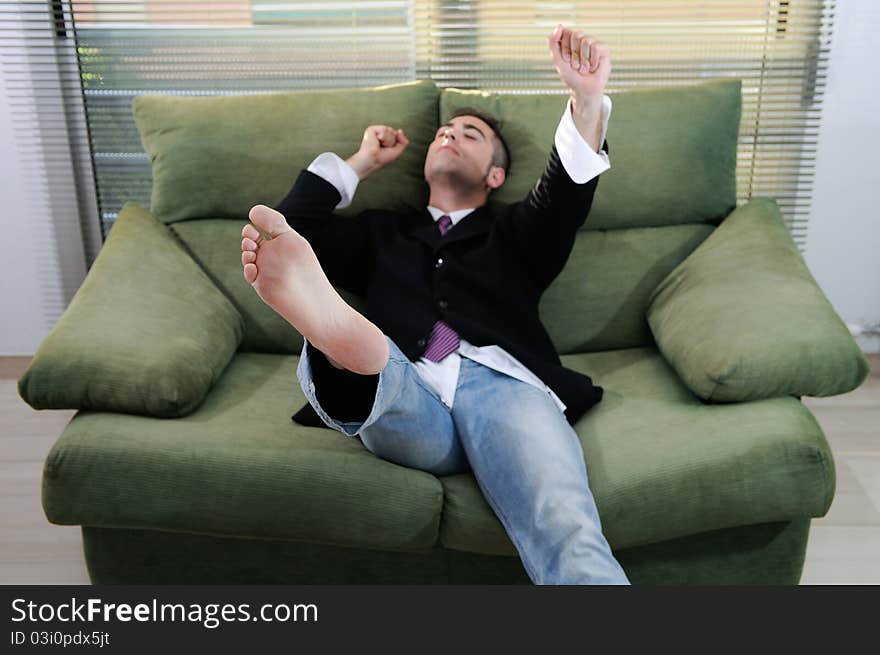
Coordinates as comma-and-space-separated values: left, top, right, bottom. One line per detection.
422, 214, 460, 362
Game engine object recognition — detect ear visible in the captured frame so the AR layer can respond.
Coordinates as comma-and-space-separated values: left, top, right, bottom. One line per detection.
486, 166, 506, 190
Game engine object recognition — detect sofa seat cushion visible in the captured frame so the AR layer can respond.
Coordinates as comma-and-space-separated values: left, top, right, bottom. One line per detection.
42, 353, 443, 552
440, 346, 835, 556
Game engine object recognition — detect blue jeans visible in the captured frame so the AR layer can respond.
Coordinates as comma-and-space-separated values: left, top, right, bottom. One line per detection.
296, 334, 630, 585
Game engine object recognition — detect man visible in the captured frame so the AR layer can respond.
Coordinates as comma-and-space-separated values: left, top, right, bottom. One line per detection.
240, 24, 630, 585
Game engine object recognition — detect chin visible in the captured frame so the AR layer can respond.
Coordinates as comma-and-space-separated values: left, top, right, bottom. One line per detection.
425, 165, 454, 184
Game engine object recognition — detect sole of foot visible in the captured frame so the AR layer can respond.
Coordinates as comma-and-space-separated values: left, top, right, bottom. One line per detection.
241, 204, 389, 375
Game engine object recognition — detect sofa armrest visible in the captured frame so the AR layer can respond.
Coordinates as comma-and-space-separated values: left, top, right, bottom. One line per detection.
18, 202, 244, 417
646, 197, 870, 402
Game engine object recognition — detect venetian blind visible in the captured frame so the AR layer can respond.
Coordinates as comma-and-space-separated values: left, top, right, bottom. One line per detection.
2, 0, 833, 273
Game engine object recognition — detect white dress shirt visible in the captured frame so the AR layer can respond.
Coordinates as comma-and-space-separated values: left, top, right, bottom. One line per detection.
307, 94, 612, 414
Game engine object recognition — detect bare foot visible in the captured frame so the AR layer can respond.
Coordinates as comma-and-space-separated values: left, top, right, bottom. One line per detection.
241, 205, 389, 375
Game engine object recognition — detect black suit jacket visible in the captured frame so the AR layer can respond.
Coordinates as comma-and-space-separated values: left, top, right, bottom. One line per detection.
277, 141, 608, 426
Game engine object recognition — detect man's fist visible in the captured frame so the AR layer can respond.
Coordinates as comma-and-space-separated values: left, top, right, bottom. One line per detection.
548, 23, 611, 101
346, 125, 410, 180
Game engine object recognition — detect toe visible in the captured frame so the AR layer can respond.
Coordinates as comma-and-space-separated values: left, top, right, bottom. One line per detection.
249, 204, 291, 239
243, 262, 258, 284
242, 237, 258, 251
242, 223, 262, 242
242, 250, 256, 265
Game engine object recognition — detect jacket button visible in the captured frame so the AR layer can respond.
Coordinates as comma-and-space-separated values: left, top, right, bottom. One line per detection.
435, 257, 444, 269
417, 338, 426, 347
437, 299, 448, 310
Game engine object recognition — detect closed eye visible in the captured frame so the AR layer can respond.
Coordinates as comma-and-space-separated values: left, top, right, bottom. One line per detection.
437, 124, 486, 140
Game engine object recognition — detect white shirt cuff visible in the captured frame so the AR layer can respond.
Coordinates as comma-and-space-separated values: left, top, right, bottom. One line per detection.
306, 151, 360, 209
554, 94, 612, 184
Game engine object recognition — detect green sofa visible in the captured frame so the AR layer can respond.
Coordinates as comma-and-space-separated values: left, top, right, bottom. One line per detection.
19, 79, 869, 584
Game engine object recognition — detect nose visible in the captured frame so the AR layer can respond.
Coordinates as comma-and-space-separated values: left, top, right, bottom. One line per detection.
443, 121, 468, 139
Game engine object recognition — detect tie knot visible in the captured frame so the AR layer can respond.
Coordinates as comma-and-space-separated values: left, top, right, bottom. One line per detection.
437, 214, 452, 237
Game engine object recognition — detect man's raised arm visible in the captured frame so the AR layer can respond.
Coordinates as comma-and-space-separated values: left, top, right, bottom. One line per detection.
281, 123, 410, 213
498, 24, 613, 291
550, 23, 611, 153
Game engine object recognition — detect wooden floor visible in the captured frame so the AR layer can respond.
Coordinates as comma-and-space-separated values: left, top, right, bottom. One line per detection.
1, 354, 878, 585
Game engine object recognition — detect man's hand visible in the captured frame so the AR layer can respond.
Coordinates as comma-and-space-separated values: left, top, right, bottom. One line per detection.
547, 23, 611, 152
346, 125, 410, 180
547, 24, 611, 101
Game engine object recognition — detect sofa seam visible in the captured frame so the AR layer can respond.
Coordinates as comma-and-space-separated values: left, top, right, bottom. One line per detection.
814, 439, 834, 515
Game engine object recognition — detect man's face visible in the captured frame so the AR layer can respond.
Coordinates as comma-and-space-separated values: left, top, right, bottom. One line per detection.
423, 115, 504, 193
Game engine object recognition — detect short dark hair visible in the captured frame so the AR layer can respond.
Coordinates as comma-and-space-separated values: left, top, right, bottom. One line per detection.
448, 106, 511, 176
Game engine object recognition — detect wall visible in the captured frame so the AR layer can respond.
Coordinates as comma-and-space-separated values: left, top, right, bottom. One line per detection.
803, 0, 880, 353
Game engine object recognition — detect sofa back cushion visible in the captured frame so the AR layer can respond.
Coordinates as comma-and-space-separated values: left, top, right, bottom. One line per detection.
133, 80, 439, 224
442, 78, 741, 230
170, 218, 716, 355
540, 224, 715, 353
